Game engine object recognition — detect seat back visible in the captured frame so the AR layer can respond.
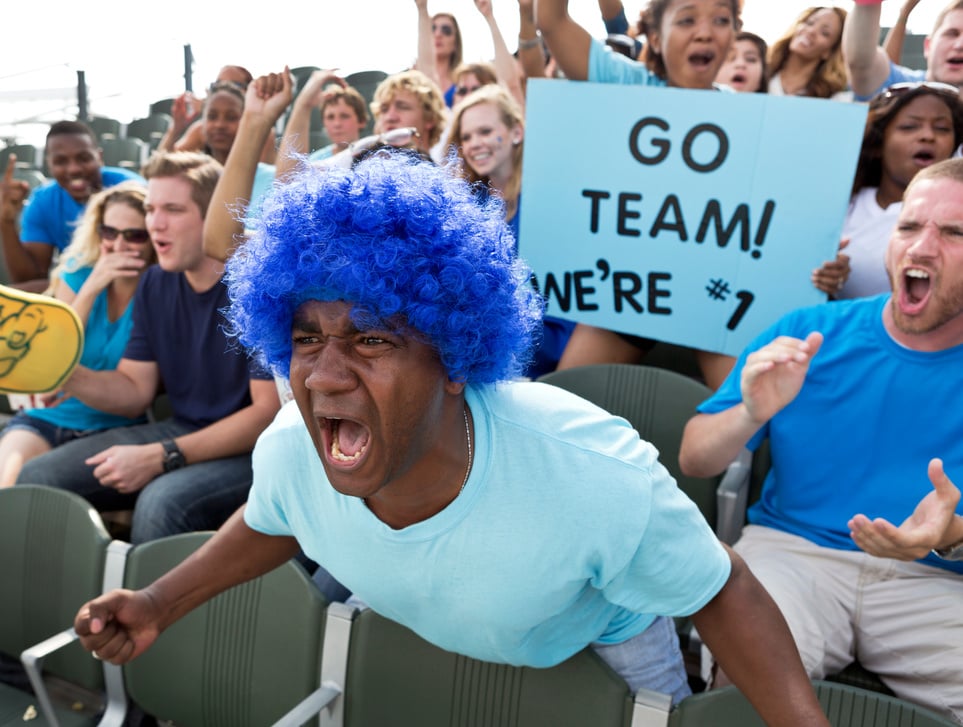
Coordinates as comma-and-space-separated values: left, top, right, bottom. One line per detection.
88, 116, 123, 141
99, 137, 146, 170
665, 680, 957, 726
537, 364, 719, 526
340, 608, 634, 727
0, 485, 110, 690
125, 114, 172, 145
121, 532, 328, 727
0, 144, 41, 170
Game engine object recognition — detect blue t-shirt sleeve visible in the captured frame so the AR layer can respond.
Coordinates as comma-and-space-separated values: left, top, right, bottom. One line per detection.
19, 184, 58, 246
59, 265, 92, 295
588, 37, 662, 86
600, 458, 732, 616
101, 167, 145, 186
854, 61, 925, 102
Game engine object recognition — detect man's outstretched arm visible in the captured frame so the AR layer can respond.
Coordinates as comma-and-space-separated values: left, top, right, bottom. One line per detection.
692, 547, 830, 727
74, 507, 300, 664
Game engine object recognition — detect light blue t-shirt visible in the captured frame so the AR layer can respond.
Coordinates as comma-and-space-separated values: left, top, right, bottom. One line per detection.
246, 381, 730, 667
20, 168, 144, 252
699, 295, 963, 575
242, 162, 277, 231
588, 37, 667, 87
856, 61, 925, 102
28, 265, 144, 431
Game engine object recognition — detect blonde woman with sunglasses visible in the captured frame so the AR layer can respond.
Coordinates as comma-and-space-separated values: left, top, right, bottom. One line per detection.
0, 182, 155, 487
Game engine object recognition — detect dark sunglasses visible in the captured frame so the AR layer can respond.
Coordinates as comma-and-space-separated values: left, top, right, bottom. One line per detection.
879, 81, 959, 103
99, 224, 151, 244
432, 23, 454, 37
455, 85, 481, 96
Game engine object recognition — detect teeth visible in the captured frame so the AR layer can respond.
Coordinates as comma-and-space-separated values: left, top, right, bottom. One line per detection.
906, 269, 929, 279
329, 418, 365, 463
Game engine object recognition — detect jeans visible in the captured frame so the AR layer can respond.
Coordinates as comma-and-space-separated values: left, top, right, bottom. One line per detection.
592, 615, 691, 705
16, 420, 253, 544
3, 411, 96, 448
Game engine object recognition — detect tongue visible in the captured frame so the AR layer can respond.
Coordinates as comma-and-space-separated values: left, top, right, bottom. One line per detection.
336, 420, 369, 457
907, 275, 930, 303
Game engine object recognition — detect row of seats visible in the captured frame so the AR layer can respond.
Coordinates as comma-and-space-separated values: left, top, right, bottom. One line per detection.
4, 485, 953, 727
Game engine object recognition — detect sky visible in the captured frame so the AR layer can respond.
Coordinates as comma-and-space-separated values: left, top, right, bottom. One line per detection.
1, 0, 941, 147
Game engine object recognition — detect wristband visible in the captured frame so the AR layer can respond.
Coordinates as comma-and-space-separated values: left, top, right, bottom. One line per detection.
933, 538, 963, 561
518, 35, 543, 51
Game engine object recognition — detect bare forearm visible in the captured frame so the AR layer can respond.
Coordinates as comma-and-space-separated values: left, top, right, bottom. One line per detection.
939, 515, 963, 551
64, 366, 152, 419
203, 115, 273, 262
679, 407, 761, 478
144, 508, 300, 631
277, 103, 313, 180
486, 14, 526, 106
598, 0, 623, 22
536, 0, 591, 80
176, 392, 279, 465
693, 549, 828, 727
415, 4, 439, 85
883, 10, 910, 65
2, 228, 46, 282
842, 3, 889, 97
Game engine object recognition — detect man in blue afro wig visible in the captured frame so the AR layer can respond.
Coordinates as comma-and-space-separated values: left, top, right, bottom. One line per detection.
71, 150, 829, 726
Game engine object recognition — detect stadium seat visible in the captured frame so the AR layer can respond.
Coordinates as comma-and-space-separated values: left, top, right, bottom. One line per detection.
275, 601, 660, 727
0, 144, 40, 171
98, 137, 146, 170
87, 117, 122, 141
108, 532, 329, 727
0, 485, 125, 726
125, 114, 172, 146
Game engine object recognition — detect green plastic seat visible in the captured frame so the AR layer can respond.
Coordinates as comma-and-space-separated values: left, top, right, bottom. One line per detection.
281, 603, 649, 727
125, 114, 172, 145
0, 485, 115, 726
661, 680, 957, 726
116, 532, 328, 727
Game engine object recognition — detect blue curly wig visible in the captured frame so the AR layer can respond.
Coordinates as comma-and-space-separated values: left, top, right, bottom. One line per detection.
225, 153, 543, 383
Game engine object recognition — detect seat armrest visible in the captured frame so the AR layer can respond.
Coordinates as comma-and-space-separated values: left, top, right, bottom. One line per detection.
270, 683, 343, 727
630, 687, 672, 727
715, 448, 752, 545
21, 627, 81, 727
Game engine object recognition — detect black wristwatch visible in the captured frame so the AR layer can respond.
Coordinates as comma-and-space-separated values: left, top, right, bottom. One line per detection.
161, 439, 186, 472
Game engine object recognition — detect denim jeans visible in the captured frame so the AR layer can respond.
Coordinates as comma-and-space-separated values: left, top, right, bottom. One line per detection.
592, 615, 691, 705
16, 420, 253, 544
3, 411, 96, 447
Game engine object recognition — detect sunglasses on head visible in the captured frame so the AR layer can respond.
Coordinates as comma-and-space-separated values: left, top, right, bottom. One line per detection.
99, 224, 150, 244
879, 81, 960, 103
432, 23, 454, 36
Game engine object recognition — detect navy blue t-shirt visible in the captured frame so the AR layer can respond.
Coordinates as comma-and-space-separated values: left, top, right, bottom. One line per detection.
124, 266, 271, 429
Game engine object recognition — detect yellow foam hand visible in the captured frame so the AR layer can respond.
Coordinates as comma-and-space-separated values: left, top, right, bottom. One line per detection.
0, 285, 83, 393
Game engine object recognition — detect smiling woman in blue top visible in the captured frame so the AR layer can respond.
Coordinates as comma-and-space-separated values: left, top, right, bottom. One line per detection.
0, 182, 154, 487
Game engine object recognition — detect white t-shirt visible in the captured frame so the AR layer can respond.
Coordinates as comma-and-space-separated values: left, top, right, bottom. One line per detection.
838, 187, 901, 300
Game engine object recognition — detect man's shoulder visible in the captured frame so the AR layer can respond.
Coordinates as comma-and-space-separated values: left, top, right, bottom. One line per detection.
23, 179, 64, 208
769, 295, 885, 339
471, 381, 659, 468
101, 167, 145, 186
